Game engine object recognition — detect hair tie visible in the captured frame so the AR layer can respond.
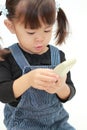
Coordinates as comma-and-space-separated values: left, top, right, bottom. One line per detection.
55, 0, 60, 12
0, 4, 9, 16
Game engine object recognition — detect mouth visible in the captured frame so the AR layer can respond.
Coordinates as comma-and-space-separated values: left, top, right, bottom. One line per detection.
34, 44, 47, 54
35, 45, 43, 50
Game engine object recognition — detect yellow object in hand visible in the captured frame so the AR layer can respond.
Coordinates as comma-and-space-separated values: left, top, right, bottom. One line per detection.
54, 59, 76, 77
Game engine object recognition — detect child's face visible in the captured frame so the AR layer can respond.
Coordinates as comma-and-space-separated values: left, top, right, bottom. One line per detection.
11, 20, 53, 54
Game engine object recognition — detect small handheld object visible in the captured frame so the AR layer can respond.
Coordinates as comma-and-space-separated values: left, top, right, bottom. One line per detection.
53, 59, 76, 77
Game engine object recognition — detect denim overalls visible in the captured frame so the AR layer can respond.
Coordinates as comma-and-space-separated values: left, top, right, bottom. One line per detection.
4, 44, 75, 130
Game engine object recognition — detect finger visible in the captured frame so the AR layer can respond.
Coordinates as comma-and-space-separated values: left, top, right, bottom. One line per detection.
40, 69, 58, 78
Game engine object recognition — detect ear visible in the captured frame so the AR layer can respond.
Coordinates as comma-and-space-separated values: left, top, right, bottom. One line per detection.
4, 19, 15, 34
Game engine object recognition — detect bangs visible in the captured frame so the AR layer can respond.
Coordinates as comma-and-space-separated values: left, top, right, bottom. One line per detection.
17, 0, 56, 29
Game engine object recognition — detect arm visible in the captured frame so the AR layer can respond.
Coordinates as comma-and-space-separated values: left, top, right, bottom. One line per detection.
13, 68, 58, 98
43, 50, 76, 102
56, 76, 71, 101
0, 58, 59, 101
55, 72, 76, 102
0, 49, 75, 103
56, 50, 76, 102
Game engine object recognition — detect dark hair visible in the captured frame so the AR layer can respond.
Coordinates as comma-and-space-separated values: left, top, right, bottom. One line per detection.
56, 8, 69, 44
0, 11, 2, 16
0, 48, 10, 61
0, 0, 69, 60
0, 37, 10, 61
5, 0, 69, 44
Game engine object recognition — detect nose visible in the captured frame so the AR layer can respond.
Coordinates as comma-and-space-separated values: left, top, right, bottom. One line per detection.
36, 36, 44, 43
35, 33, 44, 42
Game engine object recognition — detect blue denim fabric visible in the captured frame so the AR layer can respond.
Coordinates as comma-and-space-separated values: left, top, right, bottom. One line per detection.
4, 44, 75, 130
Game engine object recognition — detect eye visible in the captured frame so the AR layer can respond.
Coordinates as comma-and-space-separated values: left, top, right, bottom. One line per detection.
44, 30, 51, 33
27, 32, 35, 35
44, 27, 52, 33
26, 29, 36, 35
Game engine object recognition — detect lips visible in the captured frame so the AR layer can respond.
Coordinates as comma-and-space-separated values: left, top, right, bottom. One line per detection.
35, 45, 43, 50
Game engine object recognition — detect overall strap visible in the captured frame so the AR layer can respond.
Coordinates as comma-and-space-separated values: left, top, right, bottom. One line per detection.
50, 45, 60, 65
9, 43, 30, 73
9, 44, 60, 72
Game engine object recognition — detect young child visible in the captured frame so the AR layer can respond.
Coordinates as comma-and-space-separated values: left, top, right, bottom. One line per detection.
0, 0, 76, 130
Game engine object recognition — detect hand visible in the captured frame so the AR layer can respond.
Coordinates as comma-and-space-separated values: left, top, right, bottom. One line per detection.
54, 75, 70, 100
43, 75, 67, 94
13, 68, 70, 99
27, 68, 59, 92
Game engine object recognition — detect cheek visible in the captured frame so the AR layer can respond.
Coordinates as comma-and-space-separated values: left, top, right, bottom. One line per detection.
46, 33, 52, 41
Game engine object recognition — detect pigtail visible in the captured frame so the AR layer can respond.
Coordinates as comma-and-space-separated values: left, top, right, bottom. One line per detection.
0, 38, 10, 61
0, 11, 2, 16
56, 8, 69, 45
0, 48, 10, 61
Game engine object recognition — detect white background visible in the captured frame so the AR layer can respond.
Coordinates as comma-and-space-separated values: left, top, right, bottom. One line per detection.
0, 0, 87, 130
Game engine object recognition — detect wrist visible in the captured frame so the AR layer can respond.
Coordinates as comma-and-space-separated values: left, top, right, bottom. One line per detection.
56, 84, 70, 100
